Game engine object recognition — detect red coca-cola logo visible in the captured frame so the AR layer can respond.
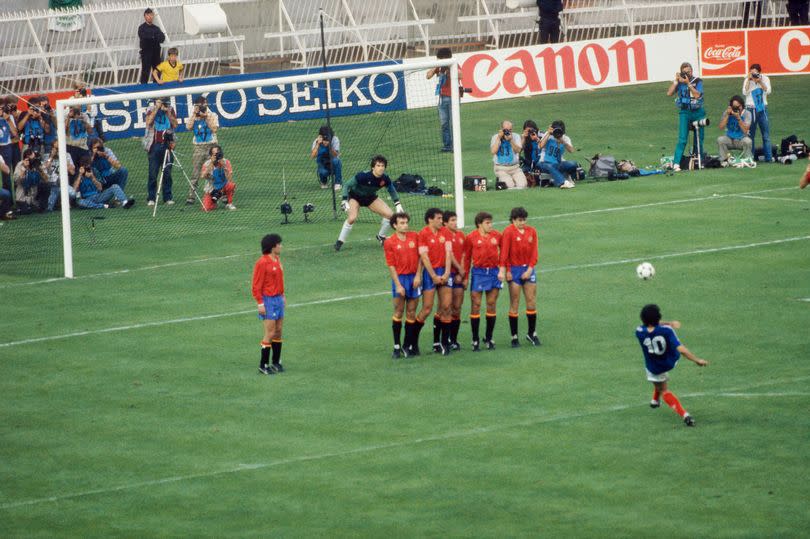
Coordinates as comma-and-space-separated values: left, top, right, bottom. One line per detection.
704, 45, 744, 61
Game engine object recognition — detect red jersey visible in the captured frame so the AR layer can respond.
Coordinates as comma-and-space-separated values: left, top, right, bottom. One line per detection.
464, 229, 502, 271
444, 227, 466, 270
384, 231, 420, 275
252, 254, 284, 301
500, 223, 538, 267
418, 226, 450, 269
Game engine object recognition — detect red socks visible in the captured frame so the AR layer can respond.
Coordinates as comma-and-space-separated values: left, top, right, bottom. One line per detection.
662, 391, 687, 417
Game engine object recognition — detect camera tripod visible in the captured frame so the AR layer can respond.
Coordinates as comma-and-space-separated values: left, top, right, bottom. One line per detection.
152, 146, 205, 217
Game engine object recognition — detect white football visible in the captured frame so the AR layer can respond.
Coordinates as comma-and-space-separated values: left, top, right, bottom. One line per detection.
636, 262, 655, 280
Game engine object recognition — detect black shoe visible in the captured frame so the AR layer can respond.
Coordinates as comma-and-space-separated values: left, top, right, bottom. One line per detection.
525, 334, 541, 346
485, 340, 495, 350
441, 345, 450, 356
410, 345, 421, 357
334, 240, 343, 252
471, 341, 480, 352
440, 147, 453, 153
123, 198, 135, 209
450, 342, 461, 351
432, 343, 443, 354
258, 365, 274, 375
375, 234, 386, 246
684, 415, 695, 427
392, 346, 401, 359
511, 337, 520, 348
272, 363, 284, 373
650, 400, 661, 409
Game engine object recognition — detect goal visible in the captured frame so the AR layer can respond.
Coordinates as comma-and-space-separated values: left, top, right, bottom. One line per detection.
44, 58, 464, 278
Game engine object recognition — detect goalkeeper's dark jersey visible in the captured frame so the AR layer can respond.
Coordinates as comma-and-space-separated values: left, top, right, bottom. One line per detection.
342, 171, 400, 203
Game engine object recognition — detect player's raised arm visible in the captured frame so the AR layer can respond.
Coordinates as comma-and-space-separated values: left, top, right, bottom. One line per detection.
676, 344, 708, 366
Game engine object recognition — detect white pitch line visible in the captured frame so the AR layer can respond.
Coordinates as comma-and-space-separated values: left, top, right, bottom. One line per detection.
1, 375, 806, 511
1, 186, 798, 289
688, 392, 810, 398
733, 194, 806, 203
2, 235, 807, 349
0, 292, 388, 348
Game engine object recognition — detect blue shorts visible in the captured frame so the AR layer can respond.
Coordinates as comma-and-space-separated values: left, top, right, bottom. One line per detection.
470, 267, 503, 293
258, 294, 285, 320
510, 265, 537, 286
392, 273, 422, 299
422, 266, 453, 291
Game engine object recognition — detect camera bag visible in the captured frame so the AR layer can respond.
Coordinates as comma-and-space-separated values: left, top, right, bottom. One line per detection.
588, 154, 616, 178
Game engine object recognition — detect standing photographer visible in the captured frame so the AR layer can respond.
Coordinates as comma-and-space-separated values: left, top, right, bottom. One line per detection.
144, 98, 178, 205
742, 63, 773, 162
310, 125, 342, 190
666, 62, 706, 171
538, 120, 576, 189
717, 95, 753, 165
0, 101, 18, 192
426, 48, 456, 153
200, 144, 236, 211
490, 120, 527, 189
184, 96, 218, 204
65, 105, 93, 173
13, 149, 49, 213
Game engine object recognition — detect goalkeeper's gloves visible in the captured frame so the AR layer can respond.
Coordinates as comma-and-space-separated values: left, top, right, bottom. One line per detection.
394, 202, 404, 214
340, 200, 349, 212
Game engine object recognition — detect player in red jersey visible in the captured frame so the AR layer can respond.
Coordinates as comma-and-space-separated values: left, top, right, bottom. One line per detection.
415, 208, 454, 356
252, 233, 285, 374
463, 211, 503, 351
498, 207, 541, 347
384, 212, 423, 359
443, 210, 466, 350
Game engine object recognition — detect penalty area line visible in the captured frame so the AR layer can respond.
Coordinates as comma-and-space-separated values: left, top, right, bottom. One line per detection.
1, 375, 806, 511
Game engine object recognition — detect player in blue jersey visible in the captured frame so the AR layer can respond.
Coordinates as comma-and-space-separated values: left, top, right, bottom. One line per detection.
666, 61, 706, 171
635, 304, 708, 427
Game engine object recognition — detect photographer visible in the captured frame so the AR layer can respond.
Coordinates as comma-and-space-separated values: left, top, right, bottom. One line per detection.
717, 95, 753, 165
490, 120, 527, 189
521, 120, 542, 174
45, 144, 77, 212
0, 99, 18, 192
184, 96, 218, 204
310, 125, 342, 190
73, 156, 134, 209
666, 62, 706, 171
17, 101, 50, 154
144, 98, 178, 205
200, 144, 236, 211
65, 105, 93, 172
73, 81, 103, 141
37, 97, 57, 155
537, 120, 576, 189
0, 153, 12, 219
742, 63, 773, 162
13, 148, 49, 213
426, 47, 456, 153
91, 139, 129, 192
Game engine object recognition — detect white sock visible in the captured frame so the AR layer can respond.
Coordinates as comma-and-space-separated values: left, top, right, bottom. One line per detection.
378, 218, 391, 238
338, 221, 353, 242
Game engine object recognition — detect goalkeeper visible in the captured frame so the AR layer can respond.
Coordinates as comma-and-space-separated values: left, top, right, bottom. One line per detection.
334, 154, 403, 251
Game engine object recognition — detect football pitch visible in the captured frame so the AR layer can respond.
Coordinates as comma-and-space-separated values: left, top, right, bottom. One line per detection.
1, 77, 809, 537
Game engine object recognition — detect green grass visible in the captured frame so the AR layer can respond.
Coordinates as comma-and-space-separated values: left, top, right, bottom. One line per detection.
1, 76, 809, 537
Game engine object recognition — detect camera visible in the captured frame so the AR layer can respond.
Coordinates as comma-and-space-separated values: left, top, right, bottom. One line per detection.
731, 106, 741, 114
459, 86, 473, 97
527, 128, 538, 138
95, 145, 106, 154
29, 156, 42, 169
552, 127, 564, 138
280, 201, 293, 215
163, 130, 175, 143
752, 72, 760, 79
2, 103, 16, 114
212, 148, 224, 163
680, 71, 689, 79
210, 188, 223, 202
303, 203, 315, 213
691, 118, 710, 128
502, 128, 511, 138
197, 105, 207, 115
321, 135, 331, 144
78, 88, 88, 97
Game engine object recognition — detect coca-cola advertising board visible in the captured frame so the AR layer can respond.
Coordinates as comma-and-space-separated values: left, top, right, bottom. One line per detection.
700, 27, 810, 77
404, 30, 698, 107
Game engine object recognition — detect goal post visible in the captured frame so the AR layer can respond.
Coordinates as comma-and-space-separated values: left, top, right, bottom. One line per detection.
53, 58, 465, 278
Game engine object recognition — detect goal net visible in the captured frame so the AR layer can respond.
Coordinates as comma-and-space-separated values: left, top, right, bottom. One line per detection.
1, 59, 462, 278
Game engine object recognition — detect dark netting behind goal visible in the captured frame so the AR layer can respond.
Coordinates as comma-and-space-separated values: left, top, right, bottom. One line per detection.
0, 61, 460, 278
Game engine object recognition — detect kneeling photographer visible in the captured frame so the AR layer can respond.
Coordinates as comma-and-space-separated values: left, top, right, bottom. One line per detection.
717, 95, 753, 166
538, 120, 577, 189
13, 149, 49, 213
490, 120, 527, 189
200, 144, 236, 211
91, 139, 129, 192
310, 125, 342, 190
45, 144, 77, 211
73, 156, 134, 209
